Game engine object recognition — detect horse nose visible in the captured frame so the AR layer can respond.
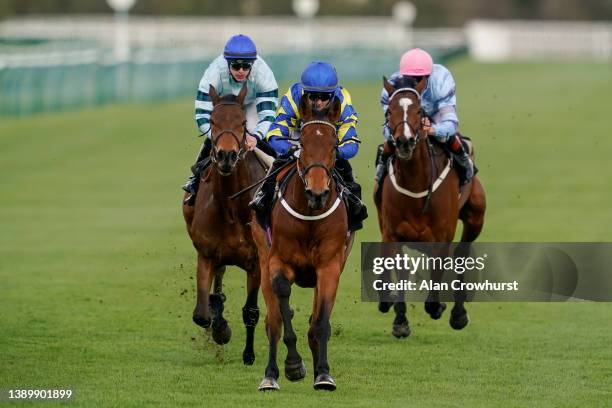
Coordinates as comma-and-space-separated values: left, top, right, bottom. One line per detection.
305, 188, 330, 210
396, 136, 415, 158
216, 149, 238, 166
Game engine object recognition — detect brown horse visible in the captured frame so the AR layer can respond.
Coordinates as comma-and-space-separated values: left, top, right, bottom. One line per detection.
182, 84, 268, 365
375, 76, 486, 337
256, 94, 352, 392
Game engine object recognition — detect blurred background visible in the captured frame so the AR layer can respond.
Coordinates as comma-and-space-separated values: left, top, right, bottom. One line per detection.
2, 2, 612, 406
1, 0, 611, 116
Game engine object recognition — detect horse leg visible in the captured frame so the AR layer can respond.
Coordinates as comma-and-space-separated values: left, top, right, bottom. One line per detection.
312, 262, 341, 391
459, 176, 486, 243
193, 253, 214, 329
377, 235, 395, 314
241, 266, 260, 365
425, 244, 449, 320
210, 265, 231, 345
307, 289, 319, 380
270, 261, 305, 382
212, 266, 226, 302
450, 177, 486, 330
341, 232, 355, 270
392, 301, 411, 338
259, 259, 282, 391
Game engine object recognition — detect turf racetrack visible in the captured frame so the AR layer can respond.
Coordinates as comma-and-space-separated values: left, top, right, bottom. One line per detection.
2, 59, 611, 407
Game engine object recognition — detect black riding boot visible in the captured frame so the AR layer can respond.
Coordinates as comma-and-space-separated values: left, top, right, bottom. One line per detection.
249, 153, 294, 228
335, 158, 368, 232
446, 135, 475, 185
374, 141, 394, 204
182, 138, 212, 206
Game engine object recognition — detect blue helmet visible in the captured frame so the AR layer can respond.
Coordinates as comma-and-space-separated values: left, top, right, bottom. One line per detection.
223, 34, 257, 60
300, 61, 339, 93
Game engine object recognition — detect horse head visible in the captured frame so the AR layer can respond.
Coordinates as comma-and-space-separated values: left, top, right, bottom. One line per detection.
297, 92, 342, 210
383, 76, 426, 160
208, 84, 248, 175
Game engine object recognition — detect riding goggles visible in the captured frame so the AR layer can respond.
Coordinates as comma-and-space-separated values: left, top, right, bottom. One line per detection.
306, 92, 334, 102
229, 60, 253, 71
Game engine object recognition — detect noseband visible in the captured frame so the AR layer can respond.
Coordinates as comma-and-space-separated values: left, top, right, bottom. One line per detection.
296, 120, 338, 186
388, 87, 424, 147
209, 101, 247, 165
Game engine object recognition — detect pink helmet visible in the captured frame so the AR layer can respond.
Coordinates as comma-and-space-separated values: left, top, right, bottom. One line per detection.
399, 48, 433, 76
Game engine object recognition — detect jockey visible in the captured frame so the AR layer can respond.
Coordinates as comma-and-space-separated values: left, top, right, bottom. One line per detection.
182, 34, 279, 205
249, 61, 367, 232
375, 48, 475, 189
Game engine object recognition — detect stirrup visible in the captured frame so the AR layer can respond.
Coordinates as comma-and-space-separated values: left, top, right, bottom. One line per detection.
248, 191, 266, 211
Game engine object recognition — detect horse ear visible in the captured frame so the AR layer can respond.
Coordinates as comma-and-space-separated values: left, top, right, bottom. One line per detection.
299, 92, 312, 119
327, 97, 342, 123
383, 76, 395, 95
236, 83, 248, 105
209, 84, 220, 105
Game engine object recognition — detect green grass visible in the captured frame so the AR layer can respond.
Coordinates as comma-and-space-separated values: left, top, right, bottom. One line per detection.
1, 58, 611, 407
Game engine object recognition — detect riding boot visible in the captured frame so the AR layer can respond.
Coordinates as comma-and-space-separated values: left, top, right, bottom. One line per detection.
374, 141, 395, 203
446, 134, 475, 185
182, 138, 212, 206
336, 158, 368, 232
249, 153, 292, 228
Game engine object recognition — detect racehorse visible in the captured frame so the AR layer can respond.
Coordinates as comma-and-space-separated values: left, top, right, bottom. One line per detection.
375, 76, 486, 337
182, 84, 268, 365
257, 94, 352, 391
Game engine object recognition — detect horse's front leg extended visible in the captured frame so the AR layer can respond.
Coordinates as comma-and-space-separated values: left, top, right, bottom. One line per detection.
310, 261, 341, 391
242, 265, 260, 365
270, 259, 305, 382
210, 265, 231, 345
425, 244, 449, 320
259, 255, 281, 391
193, 254, 215, 329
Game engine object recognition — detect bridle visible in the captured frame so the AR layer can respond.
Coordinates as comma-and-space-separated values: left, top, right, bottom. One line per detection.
387, 87, 424, 147
276, 119, 344, 221
386, 86, 453, 212
296, 120, 338, 187
209, 101, 247, 166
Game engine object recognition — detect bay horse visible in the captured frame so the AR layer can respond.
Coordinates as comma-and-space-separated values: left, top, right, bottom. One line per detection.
182, 84, 268, 365
375, 76, 486, 337
256, 94, 352, 391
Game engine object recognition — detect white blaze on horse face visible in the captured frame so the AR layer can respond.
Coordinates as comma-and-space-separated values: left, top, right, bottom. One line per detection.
316, 129, 322, 136
399, 98, 413, 139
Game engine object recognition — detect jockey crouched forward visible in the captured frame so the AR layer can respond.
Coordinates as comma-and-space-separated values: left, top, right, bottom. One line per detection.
249, 61, 368, 232
374, 48, 476, 195
182, 34, 279, 205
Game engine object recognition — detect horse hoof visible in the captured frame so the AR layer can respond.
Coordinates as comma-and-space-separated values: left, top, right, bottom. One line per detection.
425, 302, 447, 320
378, 301, 393, 313
258, 377, 279, 391
450, 312, 470, 330
212, 319, 232, 345
192, 314, 211, 329
313, 373, 336, 391
243, 350, 256, 365
284, 360, 306, 382
392, 322, 411, 338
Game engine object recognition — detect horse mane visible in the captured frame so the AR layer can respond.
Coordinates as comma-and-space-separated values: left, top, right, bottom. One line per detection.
219, 94, 238, 103
394, 75, 419, 90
